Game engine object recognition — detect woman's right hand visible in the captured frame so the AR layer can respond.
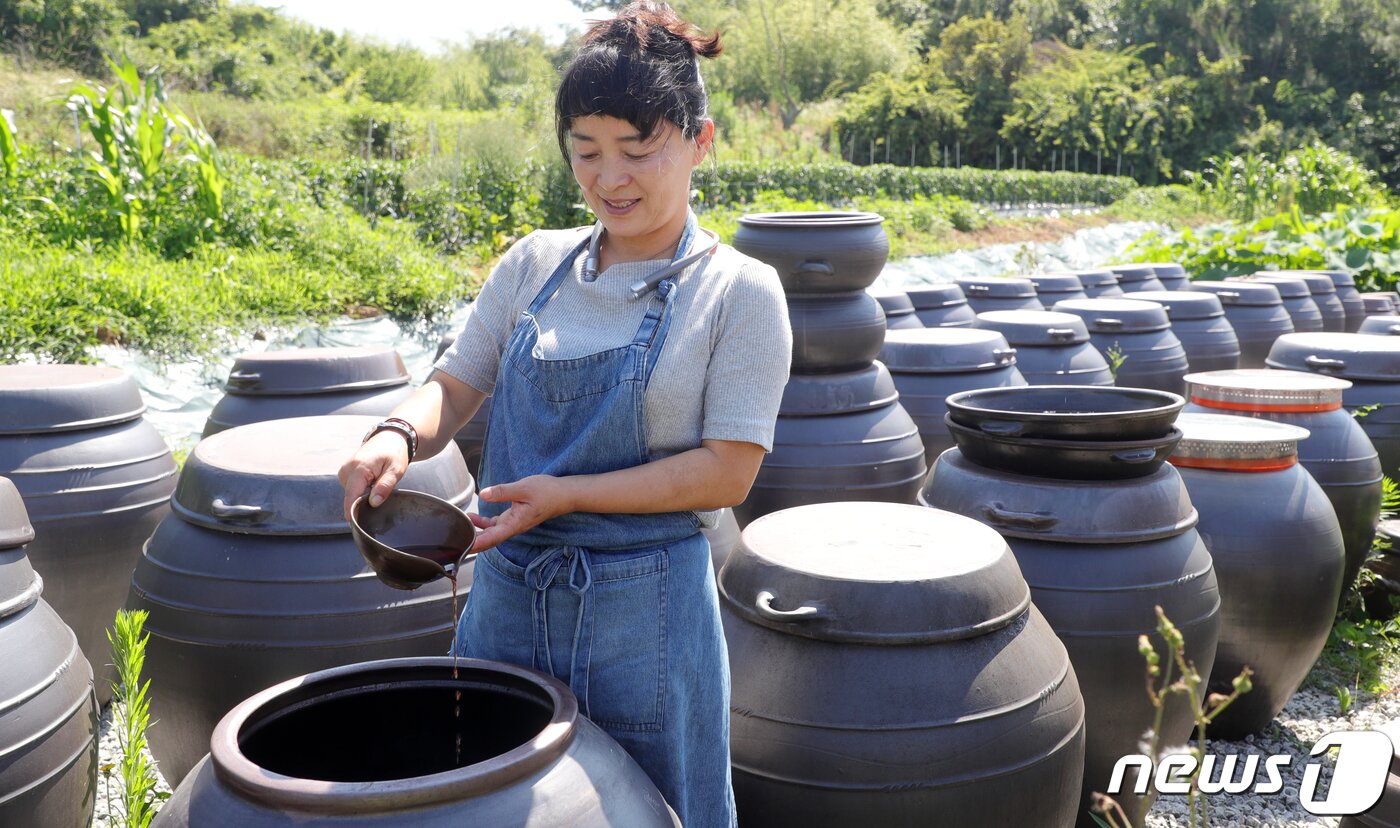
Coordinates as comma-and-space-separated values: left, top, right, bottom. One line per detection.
339, 431, 411, 521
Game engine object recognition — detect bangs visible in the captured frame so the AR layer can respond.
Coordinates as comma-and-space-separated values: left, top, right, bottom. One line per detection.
554, 43, 697, 162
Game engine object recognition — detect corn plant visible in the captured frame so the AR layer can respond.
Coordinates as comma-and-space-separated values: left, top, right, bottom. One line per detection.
66, 55, 225, 244
1090, 607, 1253, 828
107, 609, 167, 828
0, 109, 18, 178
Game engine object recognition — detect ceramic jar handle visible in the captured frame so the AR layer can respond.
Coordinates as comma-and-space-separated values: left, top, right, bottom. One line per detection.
1112, 448, 1160, 464
225, 370, 262, 390
1305, 355, 1347, 372
210, 499, 268, 520
755, 590, 822, 622
796, 260, 833, 276
982, 505, 1058, 531
1047, 328, 1078, 341
992, 347, 1018, 366
1095, 318, 1124, 329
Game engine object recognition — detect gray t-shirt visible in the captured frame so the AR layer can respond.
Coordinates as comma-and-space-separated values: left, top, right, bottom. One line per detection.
435, 224, 792, 481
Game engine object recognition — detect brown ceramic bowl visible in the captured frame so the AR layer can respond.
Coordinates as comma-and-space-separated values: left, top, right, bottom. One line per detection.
350, 489, 476, 591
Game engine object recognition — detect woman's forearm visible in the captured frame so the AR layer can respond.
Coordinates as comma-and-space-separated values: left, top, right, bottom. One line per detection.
547, 440, 765, 514
389, 372, 488, 460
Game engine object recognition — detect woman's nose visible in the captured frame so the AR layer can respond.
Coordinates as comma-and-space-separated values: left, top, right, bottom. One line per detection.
597, 159, 632, 191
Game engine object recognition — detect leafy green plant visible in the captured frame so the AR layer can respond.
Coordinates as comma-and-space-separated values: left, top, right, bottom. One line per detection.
66, 55, 226, 244
1130, 205, 1400, 289
1105, 343, 1127, 381
0, 108, 18, 177
1090, 607, 1253, 828
1188, 143, 1388, 221
107, 609, 167, 827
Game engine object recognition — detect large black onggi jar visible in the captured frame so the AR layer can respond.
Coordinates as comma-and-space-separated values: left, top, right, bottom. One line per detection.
130, 415, 476, 786
879, 327, 1027, 465
1189, 282, 1294, 368
1184, 369, 1381, 598
905, 284, 978, 328
721, 503, 1086, 828
203, 347, 414, 436
1168, 414, 1344, 738
152, 657, 680, 827
1130, 291, 1241, 374
0, 364, 178, 706
1267, 333, 1400, 478
732, 212, 888, 292
920, 407, 1219, 822
975, 310, 1113, 387
1052, 298, 1190, 394
0, 476, 98, 828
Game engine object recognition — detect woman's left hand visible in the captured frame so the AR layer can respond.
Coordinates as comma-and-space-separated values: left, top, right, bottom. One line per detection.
469, 474, 576, 552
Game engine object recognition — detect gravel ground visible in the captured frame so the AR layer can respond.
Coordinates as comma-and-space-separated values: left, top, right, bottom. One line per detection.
93, 703, 173, 826
1136, 673, 1398, 828
91, 666, 1394, 826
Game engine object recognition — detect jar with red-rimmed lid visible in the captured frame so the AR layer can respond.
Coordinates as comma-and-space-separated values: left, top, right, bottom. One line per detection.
1184, 368, 1381, 595
1169, 412, 1345, 738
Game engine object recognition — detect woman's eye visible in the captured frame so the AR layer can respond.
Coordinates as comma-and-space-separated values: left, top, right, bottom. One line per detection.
576, 153, 599, 161
625, 152, 651, 161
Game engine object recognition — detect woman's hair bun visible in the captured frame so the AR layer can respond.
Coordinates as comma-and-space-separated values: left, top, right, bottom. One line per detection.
586, 1, 723, 60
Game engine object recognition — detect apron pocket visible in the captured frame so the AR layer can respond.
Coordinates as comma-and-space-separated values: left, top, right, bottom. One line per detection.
583, 549, 668, 732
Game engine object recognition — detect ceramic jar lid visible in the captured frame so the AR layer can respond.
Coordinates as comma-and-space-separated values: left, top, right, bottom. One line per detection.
1128, 291, 1225, 321
1363, 293, 1400, 313
738, 211, 884, 229
172, 415, 475, 536
224, 347, 410, 396
1070, 269, 1120, 289
1028, 274, 1086, 295
954, 276, 1038, 299
868, 286, 916, 317
879, 328, 1017, 373
779, 363, 900, 416
1052, 298, 1171, 333
1170, 412, 1308, 471
1184, 368, 1349, 412
1144, 263, 1188, 279
976, 311, 1090, 346
1108, 264, 1159, 284
923, 451, 1198, 543
1190, 282, 1284, 307
1266, 332, 1400, 381
1359, 316, 1400, 336
720, 502, 1031, 644
0, 476, 40, 621
1282, 273, 1338, 296
1310, 270, 1358, 290
905, 284, 969, 310
1232, 275, 1311, 299
0, 476, 34, 550
0, 365, 147, 434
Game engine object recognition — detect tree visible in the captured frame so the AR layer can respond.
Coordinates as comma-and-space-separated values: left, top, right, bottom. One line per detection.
714, 0, 912, 129
834, 66, 967, 164
932, 14, 1031, 163
1000, 45, 1196, 180
0, 0, 129, 69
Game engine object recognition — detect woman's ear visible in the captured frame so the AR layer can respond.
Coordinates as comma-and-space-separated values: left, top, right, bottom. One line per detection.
693, 118, 715, 165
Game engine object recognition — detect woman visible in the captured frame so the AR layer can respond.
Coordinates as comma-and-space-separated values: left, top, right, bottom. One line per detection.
338, 4, 792, 825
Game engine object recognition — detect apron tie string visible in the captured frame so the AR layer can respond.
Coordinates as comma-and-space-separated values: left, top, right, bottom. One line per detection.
524, 545, 595, 710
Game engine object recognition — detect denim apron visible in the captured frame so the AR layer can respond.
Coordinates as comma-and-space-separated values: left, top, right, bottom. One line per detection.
455, 212, 737, 828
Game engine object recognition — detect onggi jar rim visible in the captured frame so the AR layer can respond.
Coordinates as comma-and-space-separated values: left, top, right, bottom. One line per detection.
738, 210, 885, 228
211, 657, 577, 813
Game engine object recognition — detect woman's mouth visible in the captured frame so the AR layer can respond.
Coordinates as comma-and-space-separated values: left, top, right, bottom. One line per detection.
601, 197, 640, 215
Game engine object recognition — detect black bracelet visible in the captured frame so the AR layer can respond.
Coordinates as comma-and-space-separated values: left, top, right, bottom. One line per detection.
363, 417, 418, 462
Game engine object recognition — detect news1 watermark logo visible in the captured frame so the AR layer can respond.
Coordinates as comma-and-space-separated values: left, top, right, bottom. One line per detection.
1108, 730, 1395, 816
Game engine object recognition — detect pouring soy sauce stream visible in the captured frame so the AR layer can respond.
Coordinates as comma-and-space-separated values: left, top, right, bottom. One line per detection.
349, 489, 477, 766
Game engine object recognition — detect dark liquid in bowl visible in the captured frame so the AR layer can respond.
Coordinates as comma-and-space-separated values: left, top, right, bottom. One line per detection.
397, 544, 468, 568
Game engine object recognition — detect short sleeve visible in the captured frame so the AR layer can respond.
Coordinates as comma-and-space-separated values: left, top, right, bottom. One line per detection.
700, 258, 793, 451
433, 234, 537, 395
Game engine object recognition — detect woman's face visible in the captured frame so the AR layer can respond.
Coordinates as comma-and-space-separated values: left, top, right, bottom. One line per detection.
568, 114, 713, 249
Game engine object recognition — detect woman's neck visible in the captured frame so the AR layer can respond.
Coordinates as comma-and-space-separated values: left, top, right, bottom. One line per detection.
597, 211, 689, 271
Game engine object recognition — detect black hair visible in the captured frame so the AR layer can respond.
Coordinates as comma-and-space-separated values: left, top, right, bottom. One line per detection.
555, 1, 722, 163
